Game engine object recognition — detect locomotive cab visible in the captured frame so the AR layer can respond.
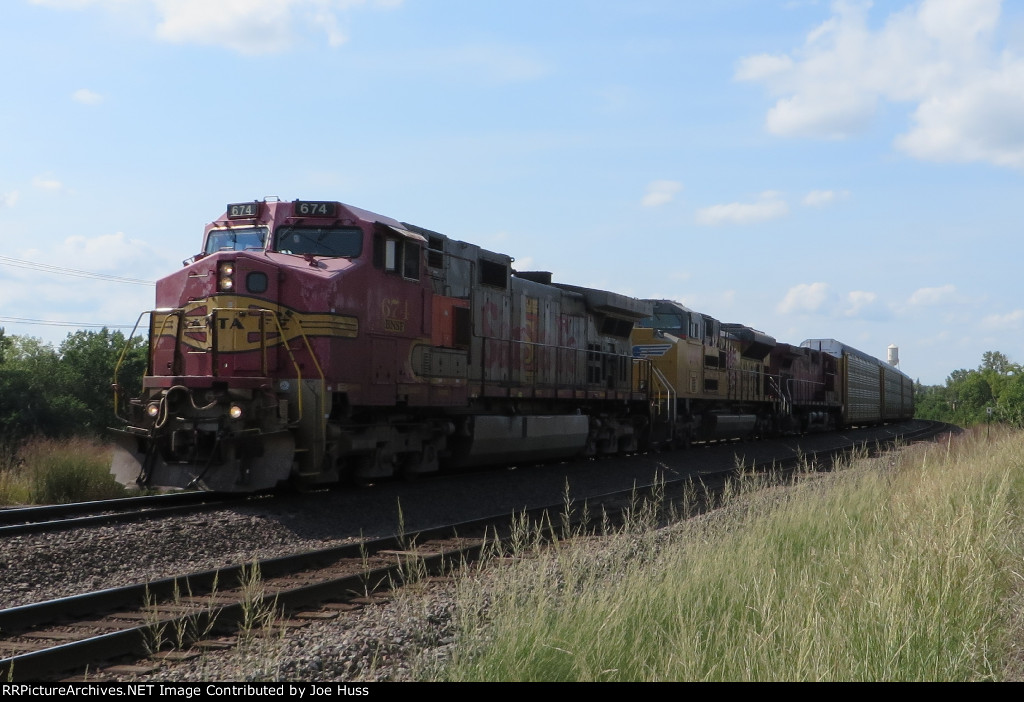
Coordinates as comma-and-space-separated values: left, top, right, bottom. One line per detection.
113, 200, 374, 491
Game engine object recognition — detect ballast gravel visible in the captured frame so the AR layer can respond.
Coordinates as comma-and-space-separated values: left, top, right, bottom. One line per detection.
0, 423, 927, 681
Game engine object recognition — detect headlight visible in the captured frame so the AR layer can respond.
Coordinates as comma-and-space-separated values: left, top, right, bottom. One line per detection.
218, 261, 235, 292
229, 404, 243, 420
146, 402, 160, 417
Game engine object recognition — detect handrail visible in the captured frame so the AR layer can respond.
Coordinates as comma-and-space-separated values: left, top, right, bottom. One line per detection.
651, 364, 676, 424
482, 334, 641, 395
281, 311, 327, 425
112, 309, 177, 422
113, 305, 328, 430
247, 309, 327, 428
112, 310, 151, 422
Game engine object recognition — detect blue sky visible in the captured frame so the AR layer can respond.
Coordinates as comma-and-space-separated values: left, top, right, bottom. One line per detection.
2, 0, 1022, 385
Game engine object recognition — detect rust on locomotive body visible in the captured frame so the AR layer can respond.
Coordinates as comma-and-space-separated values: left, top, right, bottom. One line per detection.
111, 198, 914, 494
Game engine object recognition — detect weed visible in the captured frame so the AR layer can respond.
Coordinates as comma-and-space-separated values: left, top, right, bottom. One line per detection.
440, 430, 1024, 681
142, 585, 168, 655
0, 437, 125, 505
238, 562, 279, 642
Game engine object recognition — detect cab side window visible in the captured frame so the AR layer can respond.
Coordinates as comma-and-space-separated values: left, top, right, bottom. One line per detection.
374, 236, 421, 280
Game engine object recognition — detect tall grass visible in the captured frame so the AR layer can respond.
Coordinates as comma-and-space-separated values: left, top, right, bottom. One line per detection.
439, 428, 1024, 681
0, 437, 125, 505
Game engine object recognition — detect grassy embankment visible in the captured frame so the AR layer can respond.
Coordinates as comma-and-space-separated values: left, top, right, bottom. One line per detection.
434, 427, 1024, 681
0, 437, 125, 505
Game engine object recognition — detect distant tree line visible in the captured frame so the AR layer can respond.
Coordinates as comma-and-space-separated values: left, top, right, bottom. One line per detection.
914, 351, 1024, 427
0, 327, 147, 446
0, 329, 1018, 445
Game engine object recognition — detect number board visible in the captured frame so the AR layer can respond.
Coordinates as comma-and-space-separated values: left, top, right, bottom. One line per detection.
226, 202, 260, 219
294, 201, 338, 217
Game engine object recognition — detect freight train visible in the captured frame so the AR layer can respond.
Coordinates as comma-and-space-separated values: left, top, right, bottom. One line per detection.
110, 198, 914, 492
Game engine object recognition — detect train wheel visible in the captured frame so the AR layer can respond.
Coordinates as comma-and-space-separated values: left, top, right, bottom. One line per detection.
351, 449, 396, 483
400, 444, 440, 481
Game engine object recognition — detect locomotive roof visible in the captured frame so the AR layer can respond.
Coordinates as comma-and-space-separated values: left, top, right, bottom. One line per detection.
552, 283, 653, 320
801, 338, 910, 380
801, 338, 874, 362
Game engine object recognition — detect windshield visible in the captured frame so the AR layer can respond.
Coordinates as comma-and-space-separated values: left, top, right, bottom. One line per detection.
637, 311, 687, 331
205, 227, 268, 254
272, 226, 363, 257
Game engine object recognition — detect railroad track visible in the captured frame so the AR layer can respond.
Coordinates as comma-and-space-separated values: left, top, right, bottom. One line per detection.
0, 492, 250, 537
0, 420, 946, 681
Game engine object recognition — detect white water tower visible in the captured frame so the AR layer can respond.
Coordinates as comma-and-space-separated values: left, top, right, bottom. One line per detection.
887, 344, 900, 367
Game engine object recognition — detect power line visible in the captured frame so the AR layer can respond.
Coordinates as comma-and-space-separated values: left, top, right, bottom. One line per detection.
0, 316, 136, 329
0, 255, 155, 285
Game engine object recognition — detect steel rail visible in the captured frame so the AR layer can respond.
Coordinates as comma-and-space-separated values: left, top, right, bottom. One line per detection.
0, 420, 944, 681
0, 492, 248, 537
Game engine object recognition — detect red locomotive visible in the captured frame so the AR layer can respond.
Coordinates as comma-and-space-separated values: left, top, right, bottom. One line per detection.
111, 198, 914, 492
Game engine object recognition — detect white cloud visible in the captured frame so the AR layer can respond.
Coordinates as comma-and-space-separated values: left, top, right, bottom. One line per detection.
734, 53, 794, 82
895, 61, 1024, 167
802, 188, 849, 206
32, 176, 63, 191
775, 284, 892, 323
765, 91, 877, 140
33, 0, 403, 55
24, 231, 177, 273
1, 231, 177, 335
1, 191, 19, 208
642, 180, 683, 207
777, 282, 834, 314
980, 309, 1024, 329
153, 0, 296, 54
695, 191, 788, 225
907, 284, 957, 306
72, 88, 103, 105
843, 290, 891, 320
30, 0, 125, 7
421, 44, 549, 84
845, 290, 875, 315
737, 0, 1024, 168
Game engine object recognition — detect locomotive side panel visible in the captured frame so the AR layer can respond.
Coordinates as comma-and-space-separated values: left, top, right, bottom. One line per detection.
508, 277, 562, 392
558, 301, 587, 391
767, 343, 842, 432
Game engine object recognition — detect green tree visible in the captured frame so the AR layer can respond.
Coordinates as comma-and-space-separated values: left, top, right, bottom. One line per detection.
58, 328, 148, 434
0, 335, 81, 441
0, 328, 148, 443
955, 372, 993, 424
912, 381, 949, 421
920, 351, 1024, 426
980, 350, 1016, 375
997, 373, 1024, 427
